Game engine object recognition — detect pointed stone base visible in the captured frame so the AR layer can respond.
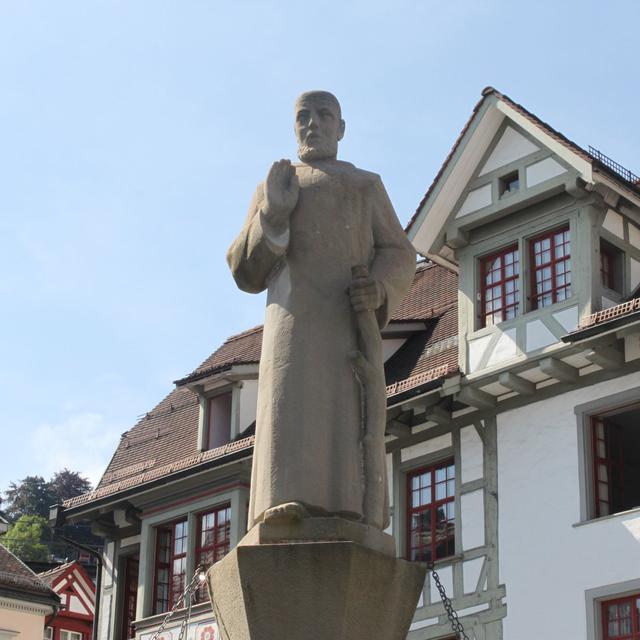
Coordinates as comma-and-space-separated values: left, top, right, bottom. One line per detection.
207, 541, 426, 640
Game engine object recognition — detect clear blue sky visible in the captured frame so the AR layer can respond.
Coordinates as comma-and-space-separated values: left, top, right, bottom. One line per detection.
1, 1, 638, 493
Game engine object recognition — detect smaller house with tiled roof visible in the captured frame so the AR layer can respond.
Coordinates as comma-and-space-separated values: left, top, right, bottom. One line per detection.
56, 88, 640, 640
39, 561, 95, 640
0, 543, 60, 639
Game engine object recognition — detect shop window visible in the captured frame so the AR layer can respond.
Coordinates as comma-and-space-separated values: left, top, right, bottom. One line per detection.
60, 632, 83, 640
591, 405, 640, 518
153, 520, 188, 614
195, 504, 231, 602
206, 392, 232, 450
479, 245, 519, 327
602, 593, 640, 639
406, 460, 455, 563
530, 226, 571, 309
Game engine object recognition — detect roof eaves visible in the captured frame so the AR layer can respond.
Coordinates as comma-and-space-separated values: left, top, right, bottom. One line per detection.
62, 436, 255, 515
174, 360, 260, 388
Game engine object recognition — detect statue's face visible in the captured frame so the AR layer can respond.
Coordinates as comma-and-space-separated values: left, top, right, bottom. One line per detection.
294, 93, 345, 162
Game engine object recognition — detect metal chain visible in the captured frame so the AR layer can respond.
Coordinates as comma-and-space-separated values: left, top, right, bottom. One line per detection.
149, 564, 206, 640
428, 562, 470, 640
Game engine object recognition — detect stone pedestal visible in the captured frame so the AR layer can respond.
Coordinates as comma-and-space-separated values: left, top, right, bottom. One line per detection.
239, 516, 396, 556
207, 540, 426, 640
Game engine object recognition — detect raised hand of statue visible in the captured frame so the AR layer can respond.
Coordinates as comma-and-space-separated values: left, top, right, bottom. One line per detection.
263, 159, 300, 231
349, 276, 386, 312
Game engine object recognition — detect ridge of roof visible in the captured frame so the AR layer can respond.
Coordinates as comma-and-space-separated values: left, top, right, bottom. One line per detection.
38, 560, 76, 584
406, 86, 639, 237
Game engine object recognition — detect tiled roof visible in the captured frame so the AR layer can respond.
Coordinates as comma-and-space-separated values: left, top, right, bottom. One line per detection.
386, 292, 459, 399
578, 297, 640, 329
95, 386, 199, 490
175, 326, 263, 385
392, 262, 458, 321
66, 262, 459, 511
0, 543, 59, 601
406, 86, 640, 235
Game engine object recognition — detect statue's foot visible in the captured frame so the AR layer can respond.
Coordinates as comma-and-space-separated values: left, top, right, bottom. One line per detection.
263, 501, 307, 523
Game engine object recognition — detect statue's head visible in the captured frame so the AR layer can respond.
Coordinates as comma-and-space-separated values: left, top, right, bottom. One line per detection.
294, 91, 345, 162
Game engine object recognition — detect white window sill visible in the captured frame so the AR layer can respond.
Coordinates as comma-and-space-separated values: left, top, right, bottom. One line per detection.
573, 505, 640, 528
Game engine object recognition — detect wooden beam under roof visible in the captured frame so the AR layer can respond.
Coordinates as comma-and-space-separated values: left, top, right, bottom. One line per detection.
457, 386, 496, 410
539, 357, 579, 383
498, 371, 535, 396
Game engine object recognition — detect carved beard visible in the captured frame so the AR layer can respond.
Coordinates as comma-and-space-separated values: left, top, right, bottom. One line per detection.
297, 142, 337, 162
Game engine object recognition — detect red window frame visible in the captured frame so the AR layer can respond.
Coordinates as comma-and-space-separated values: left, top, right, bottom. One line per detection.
194, 503, 231, 602
601, 246, 614, 290
479, 245, 519, 327
530, 226, 571, 309
153, 519, 188, 614
592, 415, 625, 518
602, 593, 640, 639
406, 460, 455, 564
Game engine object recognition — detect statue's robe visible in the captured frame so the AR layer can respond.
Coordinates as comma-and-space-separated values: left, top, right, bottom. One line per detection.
227, 159, 415, 529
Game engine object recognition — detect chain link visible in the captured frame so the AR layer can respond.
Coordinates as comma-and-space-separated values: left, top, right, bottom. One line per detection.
428, 562, 470, 640
149, 564, 207, 640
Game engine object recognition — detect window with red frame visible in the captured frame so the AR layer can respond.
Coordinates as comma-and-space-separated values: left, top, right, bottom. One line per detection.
153, 519, 188, 614
195, 504, 231, 602
602, 594, 640, 639
530, 226, 571, 309
600, 240, 623, 293
406, 460, 455, 563
591, 407, 640, 519
480, 245, 519, 327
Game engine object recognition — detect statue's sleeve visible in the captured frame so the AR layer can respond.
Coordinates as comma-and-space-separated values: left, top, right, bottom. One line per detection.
369, 177, 416, 328
226, 183, 290, 293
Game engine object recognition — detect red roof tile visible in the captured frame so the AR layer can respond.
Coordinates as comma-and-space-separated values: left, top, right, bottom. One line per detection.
176, 326, 263, 385
576, 297, 640, 331
0, 544, 59, 601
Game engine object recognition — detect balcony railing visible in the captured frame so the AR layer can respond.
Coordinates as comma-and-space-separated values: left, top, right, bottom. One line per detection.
588, 146, 639, 185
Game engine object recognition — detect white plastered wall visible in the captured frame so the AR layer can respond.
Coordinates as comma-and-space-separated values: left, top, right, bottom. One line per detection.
497, 371, 640, 640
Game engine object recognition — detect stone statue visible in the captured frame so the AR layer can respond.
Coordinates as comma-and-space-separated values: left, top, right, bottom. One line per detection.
227, 91, 415, 533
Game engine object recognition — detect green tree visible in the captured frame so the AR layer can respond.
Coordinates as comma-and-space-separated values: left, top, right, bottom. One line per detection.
48, 469, 92, 504
1, 515, 50, 562
3, 476, 51, 521
3, 470, 102, 563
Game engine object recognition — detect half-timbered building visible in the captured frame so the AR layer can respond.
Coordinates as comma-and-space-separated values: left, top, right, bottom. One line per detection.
55, 88, 640, 640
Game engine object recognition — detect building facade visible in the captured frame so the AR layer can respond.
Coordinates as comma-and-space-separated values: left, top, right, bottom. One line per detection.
39, 561, 95, 640
0, 543, 60, 640
57, 88, 640, 640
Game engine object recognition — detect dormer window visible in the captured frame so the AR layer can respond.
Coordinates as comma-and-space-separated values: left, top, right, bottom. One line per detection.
499, 171, 519, 197
206, 391, 232, 450
480, 245, 520, 327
